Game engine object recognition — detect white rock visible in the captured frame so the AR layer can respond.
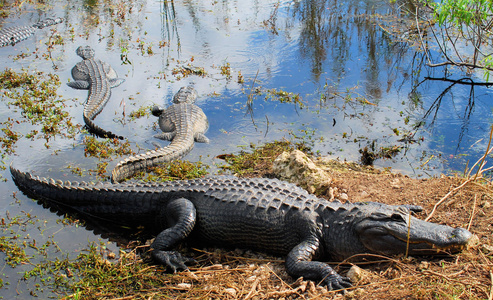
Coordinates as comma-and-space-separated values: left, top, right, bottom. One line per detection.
273, 150, 332, 194
177, 283, 192, 289
346, 265, 369, 283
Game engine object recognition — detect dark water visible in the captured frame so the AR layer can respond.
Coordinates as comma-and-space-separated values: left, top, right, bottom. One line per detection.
1, 0, 492, 297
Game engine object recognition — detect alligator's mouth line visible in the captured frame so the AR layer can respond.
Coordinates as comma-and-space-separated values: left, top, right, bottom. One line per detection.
390, 234, 469, 252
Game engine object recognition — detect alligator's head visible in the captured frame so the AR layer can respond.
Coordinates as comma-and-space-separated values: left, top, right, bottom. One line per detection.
32, 17, 64, 29
151, 106, 164, 117
172, 86, 198, 104
330, 203, 474, 259
76, 46, 95, 60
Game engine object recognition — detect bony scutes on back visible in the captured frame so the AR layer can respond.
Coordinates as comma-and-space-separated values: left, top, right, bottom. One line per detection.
9, 164, 476, 292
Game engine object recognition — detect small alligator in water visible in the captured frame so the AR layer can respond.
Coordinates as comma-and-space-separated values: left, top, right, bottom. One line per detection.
68, 46, 125, 139
0, 17, 64, 47
10, 165, 473, 291
111, 86, 209, 182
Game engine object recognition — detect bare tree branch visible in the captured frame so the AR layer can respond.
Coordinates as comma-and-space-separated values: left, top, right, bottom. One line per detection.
427, 60, 493, 72
424, 76, 493, 86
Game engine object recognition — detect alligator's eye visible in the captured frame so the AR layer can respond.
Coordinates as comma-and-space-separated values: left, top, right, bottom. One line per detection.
390, 213, 405, 222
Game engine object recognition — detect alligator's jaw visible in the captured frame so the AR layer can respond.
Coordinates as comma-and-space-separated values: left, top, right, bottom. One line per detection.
357, 216, 474, 256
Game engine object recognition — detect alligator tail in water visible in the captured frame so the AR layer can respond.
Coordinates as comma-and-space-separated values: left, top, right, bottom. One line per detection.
0, 17, 64, 47
111, 86, 209, 182
68, 46, 125, 139
11, 165, 474, 291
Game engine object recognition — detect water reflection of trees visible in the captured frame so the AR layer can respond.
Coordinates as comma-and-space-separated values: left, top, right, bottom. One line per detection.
291, 0, 349, 81
291, 0, 413, 100
410, 77, 483, 153
161, 0, 181, 62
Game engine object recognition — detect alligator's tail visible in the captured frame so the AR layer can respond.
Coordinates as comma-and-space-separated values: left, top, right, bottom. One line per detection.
10, 164, 102, 205
31, 17, 64, 29
83, 114, 123, 140
111, 135, 195, 183
0, 17, 64, 47
9, 164, 164, 225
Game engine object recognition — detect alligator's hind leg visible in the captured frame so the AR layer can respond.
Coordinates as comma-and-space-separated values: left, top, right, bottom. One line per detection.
154, 131, 176, 141
67, 80, 90, 90
286, 236, 352, 291
194, 132, 209, 143
151, 198, 197, 272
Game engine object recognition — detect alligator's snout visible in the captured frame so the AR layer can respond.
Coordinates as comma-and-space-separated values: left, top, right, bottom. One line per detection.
355, 211, 476, 256
450, 227, 472, 243
409, 222, 474, 252
443, 227, 474, 250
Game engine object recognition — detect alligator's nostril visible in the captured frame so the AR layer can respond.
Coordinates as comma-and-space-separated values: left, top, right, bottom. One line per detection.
451, 228, 473, 244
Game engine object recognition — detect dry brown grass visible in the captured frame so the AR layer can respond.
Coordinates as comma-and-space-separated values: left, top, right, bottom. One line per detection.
54, 141, 493, 299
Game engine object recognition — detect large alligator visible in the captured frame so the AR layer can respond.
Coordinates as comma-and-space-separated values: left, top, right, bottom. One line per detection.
0, 17, 64, 47
10, 165, 473, 291
111, 86, 209, 182
68, 46, 125, 139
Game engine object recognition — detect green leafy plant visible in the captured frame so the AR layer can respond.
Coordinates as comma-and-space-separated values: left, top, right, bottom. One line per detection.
417, 0, 493, 80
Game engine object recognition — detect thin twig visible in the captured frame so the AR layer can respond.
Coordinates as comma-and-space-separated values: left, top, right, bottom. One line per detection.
467, 195, 477, 231
415, 6, 432, 65
244, 277, 260, 300
264, 265, 307, 299
427, 60, 493, 71
489, 270, 493, 300
466, 146, 493, 178
425, 178, 472, 222
444, 22, 465, 64
421, 270, 472, 285
405, 212, 411, 258
474, 125, 493, 180
424, 76, 493, 86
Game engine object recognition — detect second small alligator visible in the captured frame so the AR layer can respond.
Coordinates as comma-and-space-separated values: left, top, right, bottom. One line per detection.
0, 17, 64, 47
111, 86, 209, 182
68, 46, 125, 139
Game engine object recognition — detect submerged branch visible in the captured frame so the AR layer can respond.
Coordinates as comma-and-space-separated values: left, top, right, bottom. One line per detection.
426, 60, 493, 72
423, 76, 493, 86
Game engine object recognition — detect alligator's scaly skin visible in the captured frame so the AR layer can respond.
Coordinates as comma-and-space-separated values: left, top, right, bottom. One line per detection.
111, 86, 209, 182
0, 18, 64, 47
10, 165, 473, 290
68, 46, 125, 139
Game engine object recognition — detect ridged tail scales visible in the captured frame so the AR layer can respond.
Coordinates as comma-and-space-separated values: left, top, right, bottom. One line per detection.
111, 86, 209, 183
111, 134, 195, 183
9, 165, 167, 225
0, 17, 64, 47
68, 46, 125, 140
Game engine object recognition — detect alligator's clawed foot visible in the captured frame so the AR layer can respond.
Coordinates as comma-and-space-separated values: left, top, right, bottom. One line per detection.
152, 250, 196, 273
323, 274, 352, 292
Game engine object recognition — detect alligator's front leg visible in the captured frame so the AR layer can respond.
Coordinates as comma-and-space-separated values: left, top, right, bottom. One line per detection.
286, 237, 352, 291
151, 198, 197, 272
